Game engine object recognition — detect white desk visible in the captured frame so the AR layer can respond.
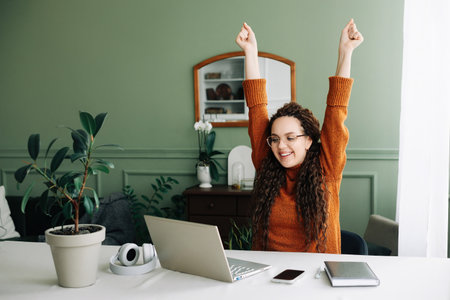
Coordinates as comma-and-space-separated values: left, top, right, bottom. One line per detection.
1, 241, 449, 300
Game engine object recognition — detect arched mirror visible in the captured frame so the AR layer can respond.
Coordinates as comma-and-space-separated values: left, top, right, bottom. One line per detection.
194, 51, 296, 127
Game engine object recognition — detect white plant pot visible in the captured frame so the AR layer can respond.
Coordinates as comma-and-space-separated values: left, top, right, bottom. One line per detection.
197, 165, 212, 188
45, 224, 106, 288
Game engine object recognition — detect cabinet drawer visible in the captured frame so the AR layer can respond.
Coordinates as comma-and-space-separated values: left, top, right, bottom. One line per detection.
189, 196, 236, 215
237, 197, 251, 217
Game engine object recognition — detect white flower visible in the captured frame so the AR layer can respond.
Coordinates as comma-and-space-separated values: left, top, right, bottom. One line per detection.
194, 120, 213, 132
194, 121, 202, 131
205, 121, 212, 133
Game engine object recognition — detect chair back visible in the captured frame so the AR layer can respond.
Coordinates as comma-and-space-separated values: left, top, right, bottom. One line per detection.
363, 214, 398, 256
341, 230, 368, 255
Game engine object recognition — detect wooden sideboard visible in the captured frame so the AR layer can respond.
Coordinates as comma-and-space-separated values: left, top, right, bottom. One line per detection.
183, 185, 252, 244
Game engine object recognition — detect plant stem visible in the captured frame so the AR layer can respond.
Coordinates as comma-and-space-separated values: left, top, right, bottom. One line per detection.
75, 137, 93, 232
33, 164, 77, 212
197, 131, 201, 158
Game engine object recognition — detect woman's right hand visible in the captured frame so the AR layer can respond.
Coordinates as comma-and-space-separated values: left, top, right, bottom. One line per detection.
235, 22, 258, 55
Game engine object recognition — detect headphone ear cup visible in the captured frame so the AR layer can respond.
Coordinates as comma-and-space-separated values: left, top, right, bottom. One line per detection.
142, 243, 154, 263
118, 243, 140, 266
110, 243, 156, 275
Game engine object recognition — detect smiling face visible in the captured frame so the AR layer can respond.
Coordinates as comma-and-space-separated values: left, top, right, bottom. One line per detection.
270, 116, 313, 168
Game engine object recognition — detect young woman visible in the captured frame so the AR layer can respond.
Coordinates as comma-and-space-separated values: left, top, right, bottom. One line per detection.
235, 20, 363, 253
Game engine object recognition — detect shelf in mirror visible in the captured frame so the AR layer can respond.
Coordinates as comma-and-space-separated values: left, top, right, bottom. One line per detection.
194, 51, 296, 127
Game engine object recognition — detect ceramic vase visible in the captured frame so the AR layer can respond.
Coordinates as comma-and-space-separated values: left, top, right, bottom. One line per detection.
197, 165, 212, 188
45, 224, 106, 288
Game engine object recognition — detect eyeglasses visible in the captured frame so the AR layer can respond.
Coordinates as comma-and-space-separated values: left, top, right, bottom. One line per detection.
266, 134, 307, 147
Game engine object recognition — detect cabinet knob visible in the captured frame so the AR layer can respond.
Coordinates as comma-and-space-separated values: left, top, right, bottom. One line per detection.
209, 202, 215, 208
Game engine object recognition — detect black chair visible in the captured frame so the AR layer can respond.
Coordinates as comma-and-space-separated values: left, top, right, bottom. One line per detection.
341, 230, 368, 255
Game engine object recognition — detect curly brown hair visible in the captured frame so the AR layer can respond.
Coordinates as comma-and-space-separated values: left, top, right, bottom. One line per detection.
251, 102, 328, 252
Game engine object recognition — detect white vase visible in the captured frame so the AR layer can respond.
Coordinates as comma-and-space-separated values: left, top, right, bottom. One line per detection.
197, 165, 212, 188
45, 224, 106, 288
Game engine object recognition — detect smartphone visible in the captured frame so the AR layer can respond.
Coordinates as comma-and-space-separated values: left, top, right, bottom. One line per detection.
271, 269, 305, 284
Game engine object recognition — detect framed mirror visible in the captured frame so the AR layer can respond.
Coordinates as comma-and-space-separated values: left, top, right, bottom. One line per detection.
194, 51, 296, 127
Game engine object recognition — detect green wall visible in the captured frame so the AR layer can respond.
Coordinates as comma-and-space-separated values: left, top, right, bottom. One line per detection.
0, 1, 404, 239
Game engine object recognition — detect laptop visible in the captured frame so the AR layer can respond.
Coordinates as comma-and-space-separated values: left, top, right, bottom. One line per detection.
144, 215, 271, 282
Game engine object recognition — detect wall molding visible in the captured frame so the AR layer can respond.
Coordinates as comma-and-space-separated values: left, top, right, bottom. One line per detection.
122, 169, 196, 187
122, 169, 227, 187
346, 149, 399, 160
0, 147, 399, 161
0, 169, 5, 187
342, 172, 378, 215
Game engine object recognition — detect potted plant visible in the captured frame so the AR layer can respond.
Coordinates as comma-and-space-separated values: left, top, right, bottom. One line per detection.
194, 120, 224, 187
14, 111, 120, 288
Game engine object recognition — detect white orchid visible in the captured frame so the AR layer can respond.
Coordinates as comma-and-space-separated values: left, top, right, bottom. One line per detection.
193, 120, 223, 181
194, 120, 212, 133
205, 121, 212, 133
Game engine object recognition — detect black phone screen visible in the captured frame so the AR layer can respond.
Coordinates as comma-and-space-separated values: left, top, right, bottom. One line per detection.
273, 269, 305, 280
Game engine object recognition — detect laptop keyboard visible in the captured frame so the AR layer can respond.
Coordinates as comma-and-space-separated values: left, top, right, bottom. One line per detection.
227, 257, 271, 280
229, 264, 256, 277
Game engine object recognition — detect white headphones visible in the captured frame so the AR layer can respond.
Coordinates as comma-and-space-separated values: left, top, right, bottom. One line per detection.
109, 243, 157, 275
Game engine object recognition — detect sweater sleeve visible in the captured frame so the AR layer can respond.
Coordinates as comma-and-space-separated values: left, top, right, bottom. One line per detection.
320, 76, 353, 180
242, 79, 270, 171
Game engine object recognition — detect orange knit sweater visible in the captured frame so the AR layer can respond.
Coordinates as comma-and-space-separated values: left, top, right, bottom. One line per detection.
243, 76, 353, 253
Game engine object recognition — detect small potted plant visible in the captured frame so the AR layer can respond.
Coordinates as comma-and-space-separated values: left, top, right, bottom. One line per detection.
15, 111, 120, 288
194, 120, 224, 187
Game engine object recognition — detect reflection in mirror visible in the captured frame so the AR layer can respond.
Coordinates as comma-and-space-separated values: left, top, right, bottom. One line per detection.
194, 51, 296, 127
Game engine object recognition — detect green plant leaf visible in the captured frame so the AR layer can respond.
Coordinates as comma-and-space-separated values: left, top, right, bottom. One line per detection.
209, 150, 224, 157
14, 164, 32, 183
62, 201, 73, 220
44, 180, 57, 193
51, 211, 63, 227
93, 113, 107, 137
205, 131, 216, 155
209, 163, 219, 181
133, 202, 147, 210
83, 195, 94, 216
92, 189, 100, 209
211, 158, 225, 170
156, 178, 162, 188
168, 177, 179, 184
38, 189, 51, 215
73, 176, 82, 192
43, 168, 52, 178
27, 134, 40, 161
71, 152, 87, 162
50, 147, 69, 173
94, 159, 114, 168
91, 165, 109, 174
71, 129, 89, 154
20, 183, 34, 213
88, 166, 97, 175
57, 171, 82, 188
44, 138, 58, 161
198, 151, 209, 163
155, 193, 163, 201
151, 184, 157, 192
79, 111, 96, 136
